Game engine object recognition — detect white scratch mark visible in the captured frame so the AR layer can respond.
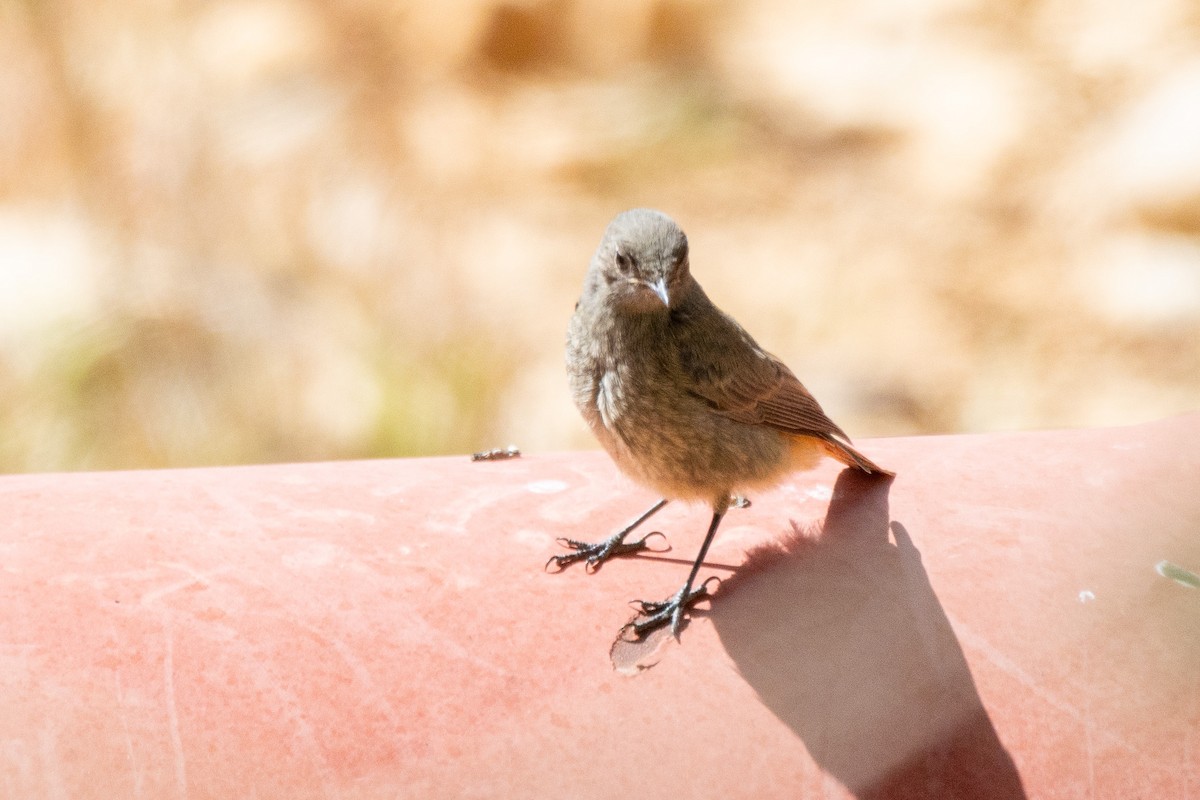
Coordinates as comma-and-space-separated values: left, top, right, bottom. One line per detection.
142, 577, 204, 607
330, 637, 402, 727
198, 485, 268, 537
1082, 647, 1096, 800
238, 647, 342, 799
1078, 590, 1096, 603
140, 563, 231, 607
281, 542, 340, 570
1183, 672, 1199, 800
526, 479, 568, 495
424, 484, 514, 535
37, 727, 69, 800
513, 529, 552, 549
162, 622, 188, 800
161, 562, 216, 585
295, 623, 402, 732
113, 670, 145, 800
948, 613, 1148, 760
393, 609, 508, 677
452, 572, 481, 591
286, 508, 376, 525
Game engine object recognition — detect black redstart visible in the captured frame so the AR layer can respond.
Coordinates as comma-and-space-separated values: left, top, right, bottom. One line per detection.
551, 208, 891, 640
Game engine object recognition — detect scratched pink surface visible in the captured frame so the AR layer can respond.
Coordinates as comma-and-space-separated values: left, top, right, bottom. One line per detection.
0, 416, 1197, 798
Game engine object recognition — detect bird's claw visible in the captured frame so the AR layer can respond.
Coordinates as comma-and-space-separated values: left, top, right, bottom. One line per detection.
626, 576, 721, 640
544, 531, 668, 573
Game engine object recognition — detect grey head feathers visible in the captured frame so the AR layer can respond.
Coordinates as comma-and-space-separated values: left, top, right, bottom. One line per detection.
588, 208, 692, 311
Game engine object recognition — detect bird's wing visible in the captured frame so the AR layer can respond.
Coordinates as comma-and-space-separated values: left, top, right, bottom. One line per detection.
693, 349, 849, 440
672, 294, 893, 475
674, 304, 850, 443
687, 338, 895, 473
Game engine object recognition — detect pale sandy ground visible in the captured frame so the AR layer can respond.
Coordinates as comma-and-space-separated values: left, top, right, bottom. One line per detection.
1, 0, 1198, 471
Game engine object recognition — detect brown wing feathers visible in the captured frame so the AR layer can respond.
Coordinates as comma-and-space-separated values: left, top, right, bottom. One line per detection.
757, 364, 892, 475
692, 350, 891, 476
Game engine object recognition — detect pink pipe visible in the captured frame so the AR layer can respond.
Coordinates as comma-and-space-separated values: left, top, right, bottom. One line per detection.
1, 416, 1197, 798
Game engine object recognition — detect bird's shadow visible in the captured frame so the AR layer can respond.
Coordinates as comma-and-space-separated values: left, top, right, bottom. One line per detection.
709, 470, 1027, 798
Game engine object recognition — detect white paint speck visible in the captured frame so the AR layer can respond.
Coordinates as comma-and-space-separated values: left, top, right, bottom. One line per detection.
514, 529, 552, 548
1078, 590, 1096, 603
453, 573, 481, 591
526, 480, 568, 495
805, 485, 833, 501
282, 542, 339, 570
288, 508, 376, 525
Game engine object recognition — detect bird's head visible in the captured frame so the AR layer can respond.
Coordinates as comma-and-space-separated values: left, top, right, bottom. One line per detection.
590, 208, 692, 313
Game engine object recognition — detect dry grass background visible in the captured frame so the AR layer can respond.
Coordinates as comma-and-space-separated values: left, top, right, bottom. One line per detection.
1, 0, 1198, 472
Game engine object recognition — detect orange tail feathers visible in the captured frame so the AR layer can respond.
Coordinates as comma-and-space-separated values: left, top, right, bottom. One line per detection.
820, 439, 895, 477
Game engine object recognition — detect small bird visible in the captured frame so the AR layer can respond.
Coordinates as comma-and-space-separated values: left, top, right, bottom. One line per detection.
552, 208, 891, 640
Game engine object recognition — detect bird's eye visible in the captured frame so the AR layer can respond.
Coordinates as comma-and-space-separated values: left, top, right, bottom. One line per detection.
614, 249, 633, 274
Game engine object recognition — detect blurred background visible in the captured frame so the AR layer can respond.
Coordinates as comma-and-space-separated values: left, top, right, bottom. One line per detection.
1, 0, 1198, 473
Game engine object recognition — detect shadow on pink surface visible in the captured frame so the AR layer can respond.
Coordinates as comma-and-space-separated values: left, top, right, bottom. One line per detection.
712, 470, 1027, 798
1, 416, 1196, 797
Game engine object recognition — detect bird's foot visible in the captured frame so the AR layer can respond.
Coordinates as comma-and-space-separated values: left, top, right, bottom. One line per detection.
545, 530, 668, 573
625, 576, 721, 640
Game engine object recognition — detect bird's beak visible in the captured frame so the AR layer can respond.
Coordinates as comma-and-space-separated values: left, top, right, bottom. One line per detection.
648, 277, 670, 307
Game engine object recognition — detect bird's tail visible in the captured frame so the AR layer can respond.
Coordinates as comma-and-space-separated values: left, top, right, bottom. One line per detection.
821, 438, 895, 477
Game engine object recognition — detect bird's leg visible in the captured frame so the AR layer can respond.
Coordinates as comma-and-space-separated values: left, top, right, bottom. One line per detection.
629, 508, 727, 640
546, 499, 669, 573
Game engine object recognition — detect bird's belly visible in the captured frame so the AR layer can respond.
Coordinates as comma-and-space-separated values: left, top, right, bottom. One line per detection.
597, 385, 795, 503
